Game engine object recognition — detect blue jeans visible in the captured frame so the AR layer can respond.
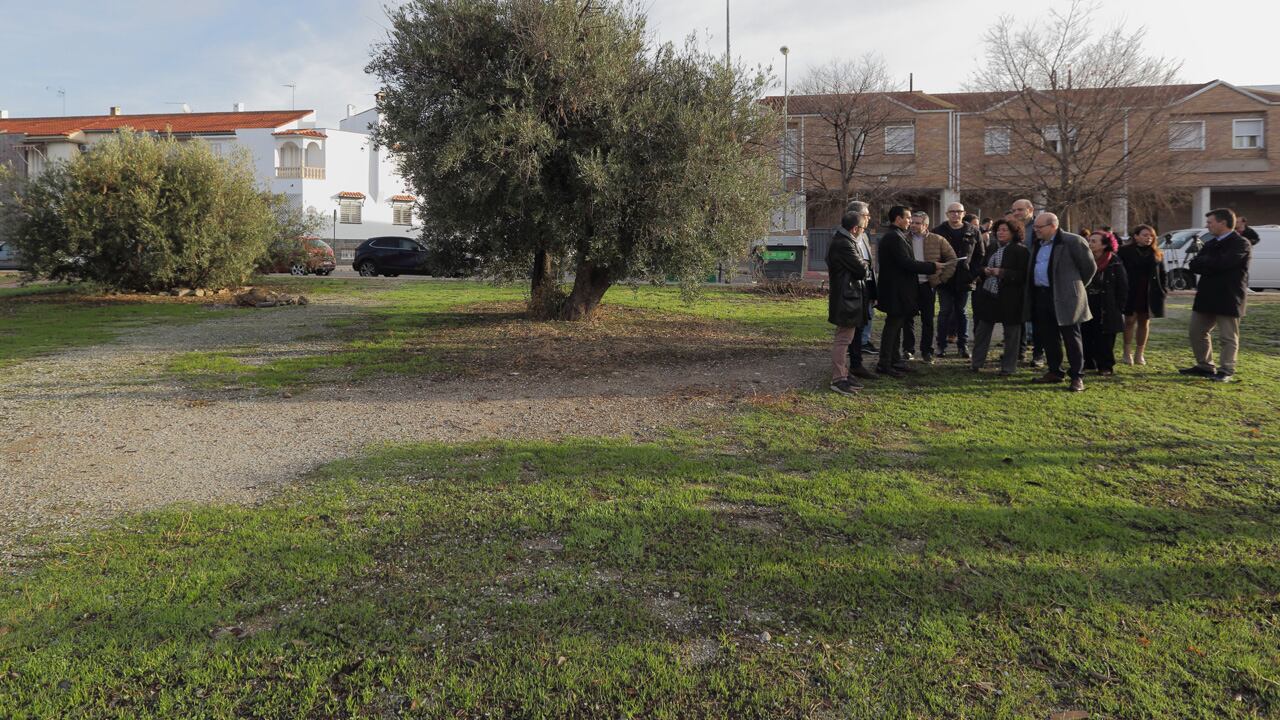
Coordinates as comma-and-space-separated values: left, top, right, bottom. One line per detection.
860, 308, 875, 346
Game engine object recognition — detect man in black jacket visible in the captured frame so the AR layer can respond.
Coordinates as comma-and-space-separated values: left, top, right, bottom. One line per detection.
1181, 208, 1252, 382
934, 202, 984, 359
827, 211, 871, 394
1235, 216, 1261, 246
876, 205, 944, 377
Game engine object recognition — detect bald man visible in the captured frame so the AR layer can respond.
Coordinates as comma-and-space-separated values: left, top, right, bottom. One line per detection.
1024, 212, 1097, 392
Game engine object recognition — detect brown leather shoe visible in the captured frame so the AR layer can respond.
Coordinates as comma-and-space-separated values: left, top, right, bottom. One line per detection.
1031, 372, 1064, 384
850, 366, 876, 380
1069, 377, 1085, 392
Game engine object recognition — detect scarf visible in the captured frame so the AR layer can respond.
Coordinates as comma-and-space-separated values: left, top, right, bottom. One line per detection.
1096, 251, 1113, 272
982, 243, 1008, 294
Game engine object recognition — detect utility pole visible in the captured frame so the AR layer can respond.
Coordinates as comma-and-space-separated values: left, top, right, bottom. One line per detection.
781, 46, 790, 190
725, 0, 730, 66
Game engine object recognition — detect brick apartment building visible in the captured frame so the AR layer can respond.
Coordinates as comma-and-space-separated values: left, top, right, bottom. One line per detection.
766, 80, 1278, 267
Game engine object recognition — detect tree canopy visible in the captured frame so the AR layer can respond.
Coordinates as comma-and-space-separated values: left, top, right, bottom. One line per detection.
368, 0, 780, 320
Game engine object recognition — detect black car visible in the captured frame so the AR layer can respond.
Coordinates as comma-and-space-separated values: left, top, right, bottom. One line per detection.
353, 236, 430, 277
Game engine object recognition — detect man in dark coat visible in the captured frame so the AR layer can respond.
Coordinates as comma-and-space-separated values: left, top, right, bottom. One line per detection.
1023, 213, 1097, 392
1181, 208, 1253, 382
827, 211, 871, 394
933, 202, 984, 358
1235, 216, 1261, 246
876, 205, 944, 378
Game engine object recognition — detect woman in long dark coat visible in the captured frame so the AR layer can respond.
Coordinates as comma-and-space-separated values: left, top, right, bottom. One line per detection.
970, 219, 1030, 375
1117, 223, 1167, 366
1082, 231, 1129, 376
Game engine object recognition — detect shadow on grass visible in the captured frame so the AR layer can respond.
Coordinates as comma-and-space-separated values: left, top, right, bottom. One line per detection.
2, 438, 1277, 717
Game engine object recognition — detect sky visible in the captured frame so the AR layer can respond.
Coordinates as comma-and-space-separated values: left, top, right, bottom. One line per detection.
3, 0, 1278, 125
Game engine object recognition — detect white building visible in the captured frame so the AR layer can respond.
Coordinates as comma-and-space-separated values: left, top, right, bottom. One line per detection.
0, 105, 421, 261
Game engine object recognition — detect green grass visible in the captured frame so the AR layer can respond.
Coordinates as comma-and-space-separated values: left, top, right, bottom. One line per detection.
0, 285, 226, 368
2, 286, 1279, 717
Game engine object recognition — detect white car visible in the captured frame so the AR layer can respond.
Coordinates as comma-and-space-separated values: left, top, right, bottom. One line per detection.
1158, 229, 1206, 290
1160, 225, 1280, 291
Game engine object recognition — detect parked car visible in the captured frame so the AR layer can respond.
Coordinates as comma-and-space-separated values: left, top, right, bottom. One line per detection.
260, 237, 336, 276
353, 236, 430, 277
1159, 228, 1206, 290
1246, 225, 1280, 291
0, 241, 19, 270
1159, 225, 1280, 291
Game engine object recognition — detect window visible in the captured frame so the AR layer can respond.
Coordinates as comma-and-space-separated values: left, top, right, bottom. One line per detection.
339, 199, 363, 224
392, 202, 413, 226
1168, 121, 1205, 151
1233, 119, 1264, 149
984, 126, 1010, 155
24, 145, 46, 177
1042, 126, 1077, 154
770, 193, 805, 233
781, 127, 800, 178
207, 142, 224, 157
884, 125, 915, 155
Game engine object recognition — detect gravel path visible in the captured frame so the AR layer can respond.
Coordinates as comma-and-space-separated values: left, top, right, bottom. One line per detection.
0, 298, 820, 569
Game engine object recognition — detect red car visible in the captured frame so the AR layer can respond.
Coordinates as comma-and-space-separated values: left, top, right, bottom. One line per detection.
261, 237, 337, 276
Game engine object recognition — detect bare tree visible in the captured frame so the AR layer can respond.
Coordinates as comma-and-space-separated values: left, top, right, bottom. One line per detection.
792, 54, 910, 216
969, 0, 1189, 229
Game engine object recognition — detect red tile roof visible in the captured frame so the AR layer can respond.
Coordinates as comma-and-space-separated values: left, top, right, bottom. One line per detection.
337, 191, 366, 199
0, 110, 314, 138
767, 82, 1224, 115
389, 195, 416, 202
272, 128, 327, 138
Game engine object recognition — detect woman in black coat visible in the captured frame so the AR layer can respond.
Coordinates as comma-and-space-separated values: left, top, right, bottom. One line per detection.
1082, 231, 1129, 376
970, 219, 1030, 375
826, 217, 870, 394
1117, 224, 1167, 366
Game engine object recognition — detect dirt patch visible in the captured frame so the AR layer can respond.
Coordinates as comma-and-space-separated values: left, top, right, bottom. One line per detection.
702, 500, 785, 535
678, 638, 720, 667
409, 302, 799, 381
0, 297, 825, 572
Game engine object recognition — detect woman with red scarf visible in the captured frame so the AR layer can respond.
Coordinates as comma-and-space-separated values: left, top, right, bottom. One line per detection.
1081, 231, 1129, 375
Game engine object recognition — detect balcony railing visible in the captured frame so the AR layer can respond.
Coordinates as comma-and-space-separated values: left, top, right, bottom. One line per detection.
275, 166, 325, 179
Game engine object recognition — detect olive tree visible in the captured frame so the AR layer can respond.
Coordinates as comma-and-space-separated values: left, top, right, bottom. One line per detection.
368, 0, 779, 320
0, 131, 277, 291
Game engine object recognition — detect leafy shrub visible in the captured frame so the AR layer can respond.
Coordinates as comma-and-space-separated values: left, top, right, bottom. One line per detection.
0, 131, 278, 291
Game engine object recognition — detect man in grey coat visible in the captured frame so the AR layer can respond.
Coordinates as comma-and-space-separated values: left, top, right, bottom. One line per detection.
1024, 212, 1097, 392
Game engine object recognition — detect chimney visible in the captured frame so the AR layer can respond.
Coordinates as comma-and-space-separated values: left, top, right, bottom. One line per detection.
233, 102, 245, 112
346, 104, 356, 118
0, 110, 8, 119
110, 106, 122, 116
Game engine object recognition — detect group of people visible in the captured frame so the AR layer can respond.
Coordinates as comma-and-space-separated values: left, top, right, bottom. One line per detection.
827, 199, 1254, 395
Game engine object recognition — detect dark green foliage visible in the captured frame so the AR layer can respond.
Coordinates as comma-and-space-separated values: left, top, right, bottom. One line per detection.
0, 132, 278, 291
368, 0, 780, 319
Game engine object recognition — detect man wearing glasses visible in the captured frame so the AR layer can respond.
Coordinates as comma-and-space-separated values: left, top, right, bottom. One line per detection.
1024, 212, 1096, 392
934, 202, 983, 359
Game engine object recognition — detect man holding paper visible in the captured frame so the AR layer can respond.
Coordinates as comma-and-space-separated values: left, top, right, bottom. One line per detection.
902, 211, 958, 364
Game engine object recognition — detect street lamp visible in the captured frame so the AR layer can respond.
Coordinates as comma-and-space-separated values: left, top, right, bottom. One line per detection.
780, 47, 791, 188
780, 46, 790, 121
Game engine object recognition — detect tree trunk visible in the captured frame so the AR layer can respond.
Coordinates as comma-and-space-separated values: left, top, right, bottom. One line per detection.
527, 248, 557, 319
559, 259, 612, 321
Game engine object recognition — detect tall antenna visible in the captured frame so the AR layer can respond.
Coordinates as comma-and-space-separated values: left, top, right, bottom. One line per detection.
45, 86, 67, 116
282, 83, 297, 110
